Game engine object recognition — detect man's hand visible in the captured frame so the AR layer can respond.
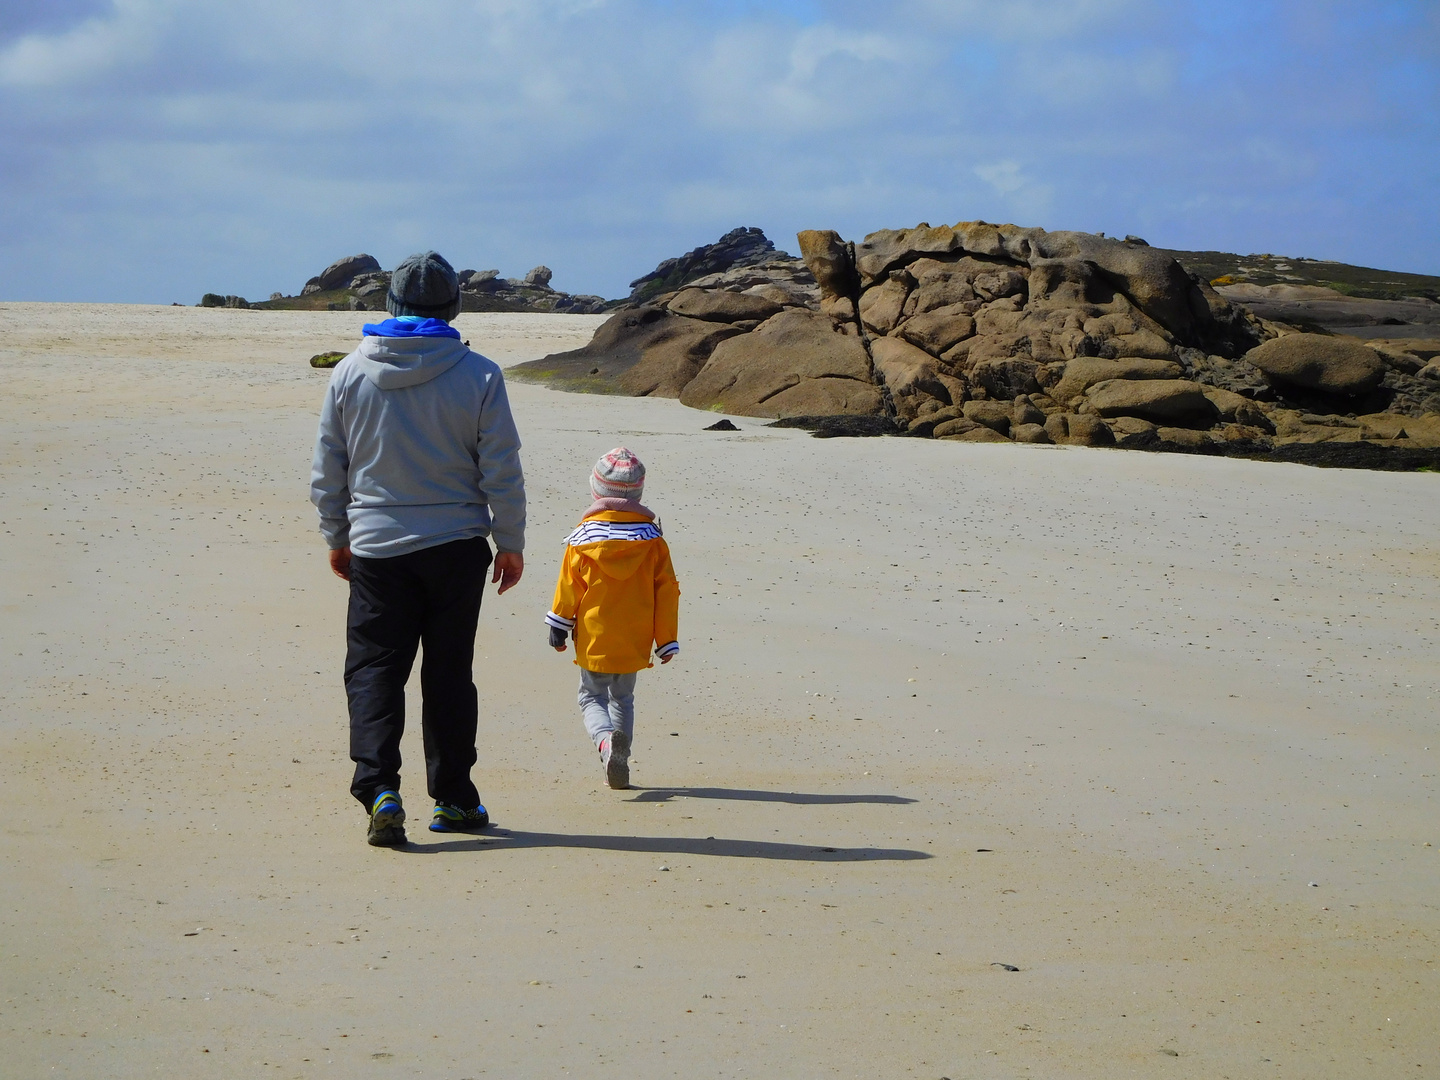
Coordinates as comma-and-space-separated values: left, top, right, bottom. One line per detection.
329, 546, 352, 581
493, 551, 523, 595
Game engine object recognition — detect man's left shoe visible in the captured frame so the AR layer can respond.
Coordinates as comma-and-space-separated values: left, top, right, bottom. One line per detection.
429, 801, 490, 833
367, 790, 407, 847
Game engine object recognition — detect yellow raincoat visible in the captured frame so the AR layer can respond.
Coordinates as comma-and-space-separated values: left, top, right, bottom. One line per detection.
546, 510, 680, 673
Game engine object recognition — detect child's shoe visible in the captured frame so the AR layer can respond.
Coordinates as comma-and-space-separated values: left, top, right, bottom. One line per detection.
600, 730, 631, 790
429, 801, 490, 833
367, 790, 406, 847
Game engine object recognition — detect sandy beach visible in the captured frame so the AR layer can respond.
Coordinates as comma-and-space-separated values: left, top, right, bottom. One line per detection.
1, 303, 1436, 1078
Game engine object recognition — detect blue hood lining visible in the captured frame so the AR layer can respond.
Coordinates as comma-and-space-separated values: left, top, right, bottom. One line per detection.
362, 317, 462, 340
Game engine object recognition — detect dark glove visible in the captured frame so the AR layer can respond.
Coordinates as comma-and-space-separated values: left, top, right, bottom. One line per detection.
549, 625, 569, 649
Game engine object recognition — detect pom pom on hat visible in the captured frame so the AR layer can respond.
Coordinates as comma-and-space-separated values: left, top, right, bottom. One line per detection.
591, 447, 645, 500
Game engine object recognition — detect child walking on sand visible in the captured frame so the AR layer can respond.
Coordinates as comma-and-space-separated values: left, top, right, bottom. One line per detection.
545, 448, 680, 789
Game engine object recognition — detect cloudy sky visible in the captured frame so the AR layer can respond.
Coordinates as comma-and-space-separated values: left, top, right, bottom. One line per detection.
1, 0, 1436, 303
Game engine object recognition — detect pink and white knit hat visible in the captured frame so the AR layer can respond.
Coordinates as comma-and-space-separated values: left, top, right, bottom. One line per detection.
590, 447, 645, 500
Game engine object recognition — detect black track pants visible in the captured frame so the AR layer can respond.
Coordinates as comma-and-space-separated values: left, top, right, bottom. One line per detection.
344, 537, 493, 811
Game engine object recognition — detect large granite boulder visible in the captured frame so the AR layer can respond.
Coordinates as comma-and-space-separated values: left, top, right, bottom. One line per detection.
679, 309, 881, 418
1048, 356, 1184, 405
1084, 379, 1218, 425
1245, 335, 1389, 396
869, 336, 952, 419
302, 254, 381, 295
668, 288, 783, 324
510, 306, 743, 397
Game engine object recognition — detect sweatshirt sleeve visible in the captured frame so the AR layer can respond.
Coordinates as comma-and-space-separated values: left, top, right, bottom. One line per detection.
310, 375, 352, 550
475, 364, 526, 554
653, 539, 680, 658
545, 545, 583, 632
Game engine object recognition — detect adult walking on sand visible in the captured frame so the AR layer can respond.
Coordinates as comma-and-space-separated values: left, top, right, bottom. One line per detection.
311, 250, 526, 847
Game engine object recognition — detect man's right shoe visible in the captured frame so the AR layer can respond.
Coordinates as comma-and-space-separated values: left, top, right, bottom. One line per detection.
601, 730, 630, 790
430, 801, 490, 833
367, 790, 406, 847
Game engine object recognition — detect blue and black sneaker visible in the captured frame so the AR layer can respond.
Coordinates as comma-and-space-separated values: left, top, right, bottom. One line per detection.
367, 790, 406, 847
430, 801, 490, 833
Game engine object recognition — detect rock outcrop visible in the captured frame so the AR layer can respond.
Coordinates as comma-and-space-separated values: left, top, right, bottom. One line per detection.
512, 228, 826, 406
198, 293, 251, 309
252, 254, 608, 313
625, 227, 790, 306
435, 220, 1440, 469
1215, 283, 1440, 336
302, 254, 381, 296
456, 266, 607, 314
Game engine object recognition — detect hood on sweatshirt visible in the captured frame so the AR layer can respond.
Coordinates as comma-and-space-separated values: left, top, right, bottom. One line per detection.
352, 330, 470, 390
574, 537, 656, 582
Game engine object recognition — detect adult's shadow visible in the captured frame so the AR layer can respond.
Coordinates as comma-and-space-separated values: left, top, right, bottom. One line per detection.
407, 828, 929, 862
626, 787, 917, 806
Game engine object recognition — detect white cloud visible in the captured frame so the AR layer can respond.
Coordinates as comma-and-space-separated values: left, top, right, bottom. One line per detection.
0, 0, 162, 87
973, 160, 1054, 220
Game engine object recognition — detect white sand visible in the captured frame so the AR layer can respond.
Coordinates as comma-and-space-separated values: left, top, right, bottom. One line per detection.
2, 303, 1437, 1078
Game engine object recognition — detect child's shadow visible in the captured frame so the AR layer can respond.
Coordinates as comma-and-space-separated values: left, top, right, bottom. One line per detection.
407, 826, 928, 862
626, 786, 916, 806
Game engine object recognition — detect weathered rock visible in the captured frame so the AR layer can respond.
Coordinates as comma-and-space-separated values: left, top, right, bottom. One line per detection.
667, 288, 783, 323
1013, 398, 1047, 427
1045, 412, 1116, 447
906, 405, 966, 437
305, 254, 381, 294
859, 276, 911, 335
1049, 357, 1184, 406
962, 400, 1012, 435
1198, 385, 1253, 421
199, 293, 250, 308
821, 295, 856, 323
511, 306, 743, 397
1012, 423, 1052, 444
939, 425, 1011, 443
797, 230, 858, 300
932, 417, 980, 438
1245, 334, 1388, 395
870, 336, 952, 418
970, 356, 1043, 400
896, 305, 976, 355
627, 227, 781, 304
679, 309, 880, 418
1216, 283, 1440, 335
1105, 416, 1159, 447
1085, 379, 1218, 425
1154, 427, 1216, 451
523, 266, 553, 288
854, 224, 961, 286
1420, 359, 1440, 381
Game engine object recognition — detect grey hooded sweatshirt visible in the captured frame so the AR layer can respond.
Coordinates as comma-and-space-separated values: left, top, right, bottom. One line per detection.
310, 332, 525, 559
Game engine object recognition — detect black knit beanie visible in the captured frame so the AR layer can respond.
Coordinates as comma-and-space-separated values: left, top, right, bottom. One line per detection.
387, 251, 461, 322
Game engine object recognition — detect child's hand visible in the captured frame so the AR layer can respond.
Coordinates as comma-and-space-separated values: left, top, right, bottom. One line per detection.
660, 654, 673, 664
548, 625, 569, 652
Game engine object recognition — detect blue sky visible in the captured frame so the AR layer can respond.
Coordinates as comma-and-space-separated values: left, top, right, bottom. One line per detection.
1, 0, 1436, 303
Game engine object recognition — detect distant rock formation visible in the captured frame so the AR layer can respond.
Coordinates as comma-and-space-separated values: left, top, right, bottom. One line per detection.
239, 254, 609, 313
456, 265, 607, 314
512, 219, 1440, 465
625, 227, 800, 305
1214, 282, 1440, 337
302, 254, 381, 296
